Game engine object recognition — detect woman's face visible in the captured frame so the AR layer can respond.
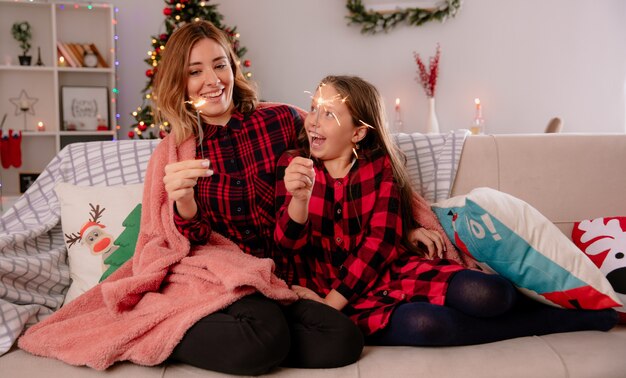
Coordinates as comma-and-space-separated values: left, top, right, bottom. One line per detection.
306, 83, 363, 162
186, 38, 234, 126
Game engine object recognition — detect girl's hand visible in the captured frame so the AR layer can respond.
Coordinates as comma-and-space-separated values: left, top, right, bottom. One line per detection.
291, 285, 348, 311
291, 285, 324, 303
163, 159, 213, 218
408, 227, 446, 259
284, 157, 315, 202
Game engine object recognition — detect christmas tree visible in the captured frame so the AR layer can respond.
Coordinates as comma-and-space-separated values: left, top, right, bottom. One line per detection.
99, 204, 142, 282
129, 0, 251, 139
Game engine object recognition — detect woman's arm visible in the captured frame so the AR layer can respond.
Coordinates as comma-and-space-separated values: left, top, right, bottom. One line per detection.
164, 159, 214, 244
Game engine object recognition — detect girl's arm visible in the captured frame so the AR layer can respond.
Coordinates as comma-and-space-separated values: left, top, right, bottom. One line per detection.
275, 154, 313, 251
291, 285, 349, 311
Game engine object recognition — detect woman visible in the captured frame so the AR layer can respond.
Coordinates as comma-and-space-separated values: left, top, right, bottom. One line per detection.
152, 21, 363, 375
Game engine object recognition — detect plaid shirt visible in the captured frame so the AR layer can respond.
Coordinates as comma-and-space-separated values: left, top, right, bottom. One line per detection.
275, 150, 464, 335
174, 105, 302, 258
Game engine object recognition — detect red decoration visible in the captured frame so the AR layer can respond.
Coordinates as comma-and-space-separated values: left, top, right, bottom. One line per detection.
0, 130, 22, 168
145, 69, 153, 78
163, 7, 172, 16
128, 131, 135, 139
159, 33, 168, 42
138, 124, 148, 132
159, 130, 167, 139
413, 43, 441, 98
243, 60, 251, 68
572, 217, 626, 323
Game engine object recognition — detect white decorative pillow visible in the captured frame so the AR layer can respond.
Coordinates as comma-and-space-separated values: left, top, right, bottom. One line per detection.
432, 187, 622, 310
55, 182, 143, 305
572, 216, 626, 323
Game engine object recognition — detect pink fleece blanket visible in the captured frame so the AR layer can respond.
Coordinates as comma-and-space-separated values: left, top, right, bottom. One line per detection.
18, 134, 297, 370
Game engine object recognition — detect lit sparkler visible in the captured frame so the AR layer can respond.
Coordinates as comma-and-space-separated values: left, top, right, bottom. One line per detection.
186, 98, 206, 158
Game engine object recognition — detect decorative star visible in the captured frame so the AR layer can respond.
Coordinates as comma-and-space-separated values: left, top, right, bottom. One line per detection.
9, 90, 38, 116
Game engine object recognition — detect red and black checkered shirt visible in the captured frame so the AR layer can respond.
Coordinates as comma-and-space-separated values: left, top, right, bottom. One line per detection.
275, 150, 464, 335
174, 105, 303, 259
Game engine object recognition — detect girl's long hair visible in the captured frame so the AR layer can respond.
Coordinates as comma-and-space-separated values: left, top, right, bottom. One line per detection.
297, 75, 422, 255
153, 21, 257, 145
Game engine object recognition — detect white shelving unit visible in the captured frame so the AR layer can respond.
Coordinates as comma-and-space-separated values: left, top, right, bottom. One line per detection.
0, 0, 117, 196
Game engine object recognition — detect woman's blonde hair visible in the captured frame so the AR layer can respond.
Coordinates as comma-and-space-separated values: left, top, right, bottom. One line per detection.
153, 21, 258, 145
297, 75, 421, 255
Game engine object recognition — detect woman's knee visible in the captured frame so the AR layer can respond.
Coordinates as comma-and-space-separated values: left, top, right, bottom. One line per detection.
284, 299, 363, 368
171, 295, 291, 375
225, 295, 291, 374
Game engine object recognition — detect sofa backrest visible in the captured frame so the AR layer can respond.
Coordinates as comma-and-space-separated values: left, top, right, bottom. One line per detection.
451, 134, 626, 237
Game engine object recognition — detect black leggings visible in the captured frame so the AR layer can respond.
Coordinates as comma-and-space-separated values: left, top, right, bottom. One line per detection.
368, 269, 618, 346
169, 294, 363, 375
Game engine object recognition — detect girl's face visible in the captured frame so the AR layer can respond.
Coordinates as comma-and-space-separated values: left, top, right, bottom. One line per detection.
306, 84, 365, 162
186, 38, 234, 126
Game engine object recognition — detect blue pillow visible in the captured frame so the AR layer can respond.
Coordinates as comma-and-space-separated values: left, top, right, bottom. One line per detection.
432, 187, 621, 310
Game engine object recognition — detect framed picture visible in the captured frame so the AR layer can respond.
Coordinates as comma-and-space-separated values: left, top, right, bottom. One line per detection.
61, 86, 109, 131
19, 172, 40, 193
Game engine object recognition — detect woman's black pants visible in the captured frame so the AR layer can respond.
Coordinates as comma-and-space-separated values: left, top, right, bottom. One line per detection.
169, 294, 364, 375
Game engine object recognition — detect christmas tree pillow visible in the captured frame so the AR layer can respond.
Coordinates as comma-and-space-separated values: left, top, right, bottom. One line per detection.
432, 187, 622, 310
55, 182, 143, 305
572, 217, 626, 323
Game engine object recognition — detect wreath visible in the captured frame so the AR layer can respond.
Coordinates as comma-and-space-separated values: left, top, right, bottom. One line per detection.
346, 0, 462, 34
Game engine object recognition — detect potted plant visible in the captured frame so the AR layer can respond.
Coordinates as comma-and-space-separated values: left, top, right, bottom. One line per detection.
12, 21, 32, 66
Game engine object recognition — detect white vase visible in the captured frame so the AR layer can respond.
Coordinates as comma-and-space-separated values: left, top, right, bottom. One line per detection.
426, 97, 440, 134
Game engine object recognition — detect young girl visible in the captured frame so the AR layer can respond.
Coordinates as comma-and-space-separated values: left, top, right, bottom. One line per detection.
274, 75, 618, 346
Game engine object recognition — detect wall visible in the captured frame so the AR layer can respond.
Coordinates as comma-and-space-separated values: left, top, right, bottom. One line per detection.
110, 0, 626, 136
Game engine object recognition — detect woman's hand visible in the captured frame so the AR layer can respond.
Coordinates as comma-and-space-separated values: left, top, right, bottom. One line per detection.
284, 157, 315, 202
163, 159, 213, 219
408, 227, 446, 259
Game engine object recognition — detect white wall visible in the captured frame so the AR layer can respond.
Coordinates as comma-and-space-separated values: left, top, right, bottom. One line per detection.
110, 0, 626, 136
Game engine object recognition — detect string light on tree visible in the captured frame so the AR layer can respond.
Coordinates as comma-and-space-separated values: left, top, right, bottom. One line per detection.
130, 0, 253, 139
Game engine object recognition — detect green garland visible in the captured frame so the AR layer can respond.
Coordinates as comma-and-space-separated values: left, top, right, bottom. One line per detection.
346, 0, 461, 34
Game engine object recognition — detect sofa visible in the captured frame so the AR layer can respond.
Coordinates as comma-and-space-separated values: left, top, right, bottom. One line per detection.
1, 132, 625, 377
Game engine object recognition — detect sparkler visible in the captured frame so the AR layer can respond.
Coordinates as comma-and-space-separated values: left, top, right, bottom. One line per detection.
186, 98, 206, 158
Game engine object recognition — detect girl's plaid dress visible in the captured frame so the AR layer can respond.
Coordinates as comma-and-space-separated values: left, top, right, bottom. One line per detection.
275, 149, 465, 335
